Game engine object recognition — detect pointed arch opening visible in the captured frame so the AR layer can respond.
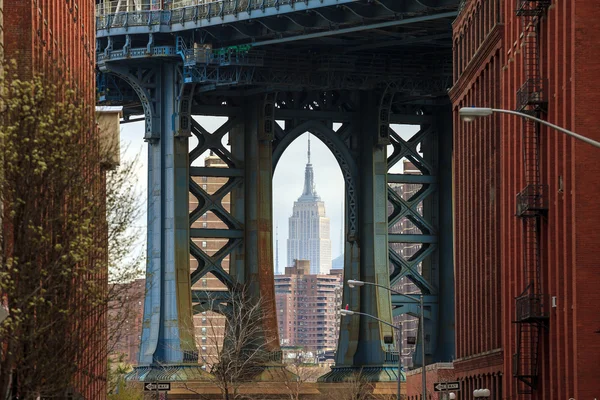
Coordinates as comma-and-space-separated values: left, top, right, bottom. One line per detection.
272, 129, 346, 365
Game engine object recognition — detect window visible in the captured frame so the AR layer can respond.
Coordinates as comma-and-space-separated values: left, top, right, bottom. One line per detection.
202, 278, 208, 288
202, 241, 207, 248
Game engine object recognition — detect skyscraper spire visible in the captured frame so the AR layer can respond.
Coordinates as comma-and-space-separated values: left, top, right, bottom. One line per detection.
301, 134, 319, 200
340, 201, 344, 256
308, 134, 311, 164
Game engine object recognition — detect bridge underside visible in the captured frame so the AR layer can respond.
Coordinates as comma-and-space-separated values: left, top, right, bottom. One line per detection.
96, 0, 456, 381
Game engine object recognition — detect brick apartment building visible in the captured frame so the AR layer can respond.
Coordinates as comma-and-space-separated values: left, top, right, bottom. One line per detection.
108, 278, 145, 366
2, 1, 105, 398
190, 153, 230, 367
447, 0, 600, 399
275, 260, 342, 352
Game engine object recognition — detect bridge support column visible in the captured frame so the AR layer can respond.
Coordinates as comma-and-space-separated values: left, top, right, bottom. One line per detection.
433, 107, 454, 363
241, 99, 281, 361
131, 64, 204, 380
321, 93, 397, 382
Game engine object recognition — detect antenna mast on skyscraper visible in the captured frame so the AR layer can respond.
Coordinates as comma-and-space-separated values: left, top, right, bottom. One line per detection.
308, 134, 311, 164
340, 201, 344, 256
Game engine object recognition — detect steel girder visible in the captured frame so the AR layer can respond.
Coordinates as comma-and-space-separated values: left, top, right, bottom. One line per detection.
95, 0, 459, 43
103, 63, 202, 372
186, 95, 283, 368
95, 0, 458, 381
385, 102, 454, 367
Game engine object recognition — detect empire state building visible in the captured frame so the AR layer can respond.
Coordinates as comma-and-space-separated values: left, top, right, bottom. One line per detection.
287, 136, 332, 275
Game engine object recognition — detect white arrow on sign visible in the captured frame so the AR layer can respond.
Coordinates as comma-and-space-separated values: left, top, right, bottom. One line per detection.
434, 382, 460, 391
144, 382, 171, 391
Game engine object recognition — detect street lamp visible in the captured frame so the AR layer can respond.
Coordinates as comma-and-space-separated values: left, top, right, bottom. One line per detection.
449, 393, 456, 400
459, 107, 600, 149
344, 280, 427, 400
340, 308, 404, 400
473, 389, 490, 398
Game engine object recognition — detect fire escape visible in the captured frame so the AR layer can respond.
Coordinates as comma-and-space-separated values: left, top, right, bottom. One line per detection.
513, 0, 550, 394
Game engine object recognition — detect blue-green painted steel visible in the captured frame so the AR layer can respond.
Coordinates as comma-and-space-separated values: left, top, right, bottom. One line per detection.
435, 109, 455, 363
95, 0, 458, 382
137, 63, 198, 366
319, 95, 398, 382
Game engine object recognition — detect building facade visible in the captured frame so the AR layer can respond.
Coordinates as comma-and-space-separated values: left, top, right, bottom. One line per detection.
275, 260, 342, 352
108, 279, 145, 366
3, 1, 103, 398
287, 136, 332, 275
450, 0, 600, 399
189, 153, 230, 368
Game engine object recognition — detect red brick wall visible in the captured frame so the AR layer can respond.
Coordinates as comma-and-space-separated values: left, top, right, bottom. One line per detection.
4, 1, 103, 399
454, 0, 600, 399
572, 0, 600, 395
405, 364, 456, 400
449, 0, 504, 398
4, 0, 95, 110
501, 1, 600, 399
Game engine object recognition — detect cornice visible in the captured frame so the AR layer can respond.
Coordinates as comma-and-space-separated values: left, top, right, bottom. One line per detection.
449, 24, 503, 104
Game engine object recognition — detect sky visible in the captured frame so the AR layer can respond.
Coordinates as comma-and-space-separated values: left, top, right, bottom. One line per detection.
120, 118, 418, 275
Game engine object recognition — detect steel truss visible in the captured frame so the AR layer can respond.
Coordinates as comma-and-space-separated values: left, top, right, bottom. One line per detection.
97, 38, 452, 103
96, 0, 458, 383
95, 0, 458, 44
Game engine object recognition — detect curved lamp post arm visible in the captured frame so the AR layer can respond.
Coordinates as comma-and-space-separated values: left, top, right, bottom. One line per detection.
349, 280, 422, 303
492, 108, 600, 148
343, 310, 401, 331
344, 280, 428, 400
459, 107, 600, 149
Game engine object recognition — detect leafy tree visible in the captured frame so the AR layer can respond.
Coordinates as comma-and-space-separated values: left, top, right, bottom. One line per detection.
107, 354, 143, 400
0, 64, 142, 399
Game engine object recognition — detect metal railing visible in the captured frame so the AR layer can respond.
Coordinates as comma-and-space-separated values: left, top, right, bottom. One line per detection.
515, 294, 548, 322
96, 0, 319, 29
516, 184, 548, 217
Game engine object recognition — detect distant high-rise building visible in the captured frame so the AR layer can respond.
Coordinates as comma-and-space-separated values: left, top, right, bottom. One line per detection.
287, 136, 332, 275
189, 153, 230, 368
108, 279, 145, 366
275, 260, 342, 351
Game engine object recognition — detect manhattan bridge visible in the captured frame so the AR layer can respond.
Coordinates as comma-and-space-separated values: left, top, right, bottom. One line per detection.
96, 0, 458, 382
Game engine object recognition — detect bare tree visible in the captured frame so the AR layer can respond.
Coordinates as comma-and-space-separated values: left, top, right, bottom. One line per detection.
276, 352, 329, 400
194, 286, 278, 400
0, 65, 142, 399
320, 371, 376, 400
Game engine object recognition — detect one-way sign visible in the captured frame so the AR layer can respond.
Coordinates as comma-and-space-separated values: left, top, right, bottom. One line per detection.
144, 382, 171, 391
434, 381, 460, 392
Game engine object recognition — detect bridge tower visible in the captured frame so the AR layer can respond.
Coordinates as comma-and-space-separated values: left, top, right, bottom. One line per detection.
95, 0, 459, 382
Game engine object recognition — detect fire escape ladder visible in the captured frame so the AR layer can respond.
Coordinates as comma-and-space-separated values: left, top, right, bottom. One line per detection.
513, 0, 550, 394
